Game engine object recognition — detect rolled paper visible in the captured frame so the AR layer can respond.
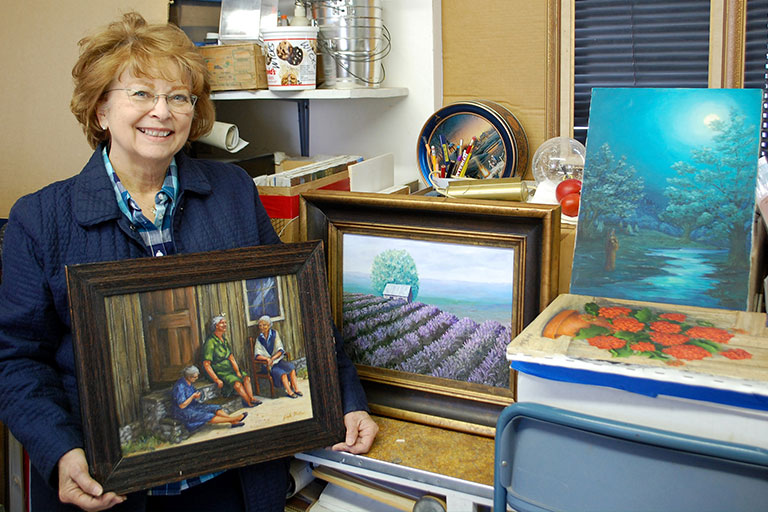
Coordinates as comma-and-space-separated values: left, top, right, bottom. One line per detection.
197, 121, 249, 153
285, 459, 314, 498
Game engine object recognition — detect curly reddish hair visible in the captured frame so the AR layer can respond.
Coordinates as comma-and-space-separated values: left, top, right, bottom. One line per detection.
70, 11, 215, 149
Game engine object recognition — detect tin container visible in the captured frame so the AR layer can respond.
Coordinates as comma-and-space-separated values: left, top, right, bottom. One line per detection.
262, 26, 319, 90
417, 100, 529, 186
311, 0, 389, 88
444, 177, 529, 202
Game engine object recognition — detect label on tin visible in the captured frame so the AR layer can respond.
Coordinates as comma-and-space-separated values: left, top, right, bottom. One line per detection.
263, 35, 317, 89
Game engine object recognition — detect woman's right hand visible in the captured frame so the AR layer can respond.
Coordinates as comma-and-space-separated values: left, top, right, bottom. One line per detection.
58, 448, 126, 511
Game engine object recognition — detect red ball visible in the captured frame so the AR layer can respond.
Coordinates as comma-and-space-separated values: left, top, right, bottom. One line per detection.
560, 192, 580, 217
556, 179, 582, 202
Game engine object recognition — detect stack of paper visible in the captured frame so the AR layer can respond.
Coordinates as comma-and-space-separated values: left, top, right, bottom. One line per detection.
254, 155, 362, 187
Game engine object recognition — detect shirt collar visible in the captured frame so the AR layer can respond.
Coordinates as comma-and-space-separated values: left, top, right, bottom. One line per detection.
72, 143, 212, 227
102, 146, 178, 222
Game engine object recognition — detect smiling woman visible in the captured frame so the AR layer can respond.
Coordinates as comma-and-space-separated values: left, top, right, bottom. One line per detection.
69, 10, 215, 228
0, 11, 377, 512
97, 74, 196, 220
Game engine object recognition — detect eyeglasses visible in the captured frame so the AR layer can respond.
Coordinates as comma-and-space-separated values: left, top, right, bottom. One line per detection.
105, 88, 198, 114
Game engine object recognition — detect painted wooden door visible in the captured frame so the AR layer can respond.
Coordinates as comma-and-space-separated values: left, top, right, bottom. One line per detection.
140, 286, 199, 384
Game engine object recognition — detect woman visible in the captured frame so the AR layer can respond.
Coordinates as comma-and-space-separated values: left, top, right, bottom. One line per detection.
203, 315, 260, 408
0, 12, 377, 512
254, 316, 302, 399
172, 365, 247, 430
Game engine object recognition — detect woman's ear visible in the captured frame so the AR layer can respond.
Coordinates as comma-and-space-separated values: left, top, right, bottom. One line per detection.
96, 103, 108, 130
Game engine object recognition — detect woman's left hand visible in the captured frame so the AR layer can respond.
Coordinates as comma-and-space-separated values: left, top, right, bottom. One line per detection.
331, 410, 379, 454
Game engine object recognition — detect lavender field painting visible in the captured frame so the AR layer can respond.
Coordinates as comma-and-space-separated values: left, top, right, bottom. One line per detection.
341, 234, 516, 389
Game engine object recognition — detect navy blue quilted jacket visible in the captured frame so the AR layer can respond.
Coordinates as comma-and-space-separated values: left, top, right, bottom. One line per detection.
0, 146, 367, 486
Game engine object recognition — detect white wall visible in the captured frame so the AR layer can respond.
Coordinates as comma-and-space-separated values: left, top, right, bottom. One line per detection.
212, 0, 442, 187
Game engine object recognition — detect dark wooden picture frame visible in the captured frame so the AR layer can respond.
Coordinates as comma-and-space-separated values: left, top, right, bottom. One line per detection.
66, 241, 344, 494
301, 191, 560, 435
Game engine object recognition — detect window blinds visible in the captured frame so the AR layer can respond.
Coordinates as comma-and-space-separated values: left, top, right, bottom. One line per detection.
573, 0, 711, 144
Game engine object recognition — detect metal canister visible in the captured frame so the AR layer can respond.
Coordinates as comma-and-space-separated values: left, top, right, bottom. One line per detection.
444, 177, 529, 202
417, 100, 529, 185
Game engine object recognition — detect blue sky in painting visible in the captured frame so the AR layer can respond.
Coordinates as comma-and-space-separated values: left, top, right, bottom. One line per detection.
342, 233, 515, 284
586, 87, 761, 198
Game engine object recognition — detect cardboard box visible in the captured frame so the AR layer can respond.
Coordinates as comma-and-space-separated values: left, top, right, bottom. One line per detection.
170, 1, 221, 27
442, 2, 550, 180
170, 1, 221, 44
258, 170, 351, 242
198, 43, 268, 91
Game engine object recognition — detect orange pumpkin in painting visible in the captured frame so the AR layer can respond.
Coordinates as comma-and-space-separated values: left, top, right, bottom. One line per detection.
542, 310, 613, 339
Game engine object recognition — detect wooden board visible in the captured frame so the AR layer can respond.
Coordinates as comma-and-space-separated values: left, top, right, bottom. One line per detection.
508, 294, 768, 385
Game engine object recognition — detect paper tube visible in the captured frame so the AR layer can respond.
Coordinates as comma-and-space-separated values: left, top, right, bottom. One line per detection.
286, 459, 315, 498
197, 121, 249, 153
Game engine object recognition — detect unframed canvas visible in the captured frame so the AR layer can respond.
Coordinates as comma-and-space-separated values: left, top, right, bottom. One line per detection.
570, 87, 763, 310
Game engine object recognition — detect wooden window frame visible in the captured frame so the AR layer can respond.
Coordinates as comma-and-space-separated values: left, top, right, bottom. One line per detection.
243, 276, 285, 326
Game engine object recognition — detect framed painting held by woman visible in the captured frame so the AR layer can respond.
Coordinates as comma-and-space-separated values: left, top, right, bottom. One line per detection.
301, 191, 560, 435
66, 241, 344, 494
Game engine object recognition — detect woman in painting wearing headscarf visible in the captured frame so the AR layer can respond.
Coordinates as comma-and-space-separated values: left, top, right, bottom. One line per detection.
202, 314, 262, 407
254, 315, 303, 399
172, 365, 247, 430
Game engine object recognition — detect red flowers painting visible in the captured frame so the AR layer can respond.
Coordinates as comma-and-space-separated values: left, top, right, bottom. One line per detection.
545, 302, 752, 365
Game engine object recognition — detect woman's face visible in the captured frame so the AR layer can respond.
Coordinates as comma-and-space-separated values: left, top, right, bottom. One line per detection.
187, 372, 199, 383
97, 70, 194, 175
258, 319, 270, 334
216, 319, 228, 332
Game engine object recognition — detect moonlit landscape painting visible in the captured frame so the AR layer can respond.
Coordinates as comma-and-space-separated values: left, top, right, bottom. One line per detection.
341, 233, 516, 389
570, 88, 763, 310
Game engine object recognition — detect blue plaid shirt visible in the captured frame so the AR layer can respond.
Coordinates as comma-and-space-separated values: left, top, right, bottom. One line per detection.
145, 471, 225, 496
103, 147, 177, 257
104, 148, 224, 494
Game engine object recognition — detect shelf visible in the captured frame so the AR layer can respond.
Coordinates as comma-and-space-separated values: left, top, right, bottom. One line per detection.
211, 87, 409, 101
210, 87, 409, 157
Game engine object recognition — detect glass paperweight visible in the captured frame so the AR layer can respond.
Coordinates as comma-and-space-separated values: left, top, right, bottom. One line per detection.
531, 137, 586, 184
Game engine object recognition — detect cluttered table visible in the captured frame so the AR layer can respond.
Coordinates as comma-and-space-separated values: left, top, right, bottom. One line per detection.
294, 415, 496, 510
363, 415, 495, 487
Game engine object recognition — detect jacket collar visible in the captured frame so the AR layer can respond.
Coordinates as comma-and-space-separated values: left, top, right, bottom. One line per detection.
72, 144, 213, 227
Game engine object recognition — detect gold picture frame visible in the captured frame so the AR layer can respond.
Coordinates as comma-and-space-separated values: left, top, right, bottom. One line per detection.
301, 191, 560, 435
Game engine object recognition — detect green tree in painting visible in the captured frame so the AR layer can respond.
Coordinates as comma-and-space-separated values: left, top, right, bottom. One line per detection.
370, 249, 420, 299
579, 143, 645, 236
661, 107, 756, 268
659, 166, 715, 241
